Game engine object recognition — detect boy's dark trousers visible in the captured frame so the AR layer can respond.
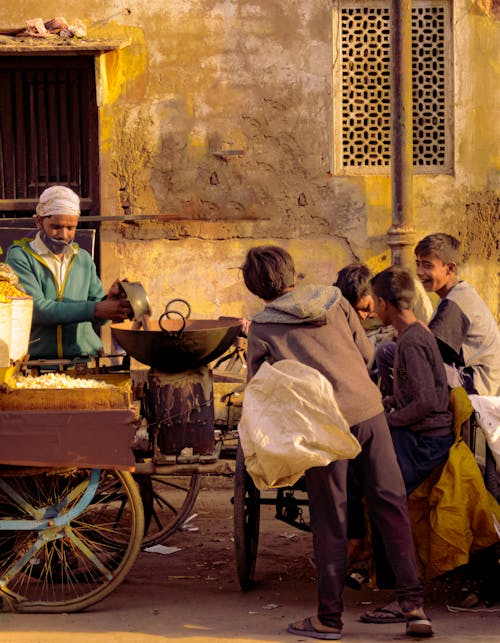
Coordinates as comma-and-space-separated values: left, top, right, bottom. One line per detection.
305, 413, 423, 629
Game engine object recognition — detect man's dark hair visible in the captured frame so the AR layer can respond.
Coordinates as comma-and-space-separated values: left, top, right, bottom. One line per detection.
241, 245, 296, 300
370, 266, 415, 311
414, 233, 461, 266
334, 263, 372, 306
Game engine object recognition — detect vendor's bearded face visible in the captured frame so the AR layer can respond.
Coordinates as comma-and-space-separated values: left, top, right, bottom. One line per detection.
34, 186, 81, 254
35, 214, 79, 250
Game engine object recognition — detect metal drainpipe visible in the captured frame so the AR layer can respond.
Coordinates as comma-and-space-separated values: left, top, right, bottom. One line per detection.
387, 0, 416, 268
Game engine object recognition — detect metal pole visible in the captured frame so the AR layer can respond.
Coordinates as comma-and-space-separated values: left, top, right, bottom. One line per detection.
387, 0, 416, 267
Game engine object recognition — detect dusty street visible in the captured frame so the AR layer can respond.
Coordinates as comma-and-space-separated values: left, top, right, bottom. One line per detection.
1, 476, 499, 643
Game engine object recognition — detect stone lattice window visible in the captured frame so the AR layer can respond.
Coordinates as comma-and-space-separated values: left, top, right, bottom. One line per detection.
333, 0, 453, 174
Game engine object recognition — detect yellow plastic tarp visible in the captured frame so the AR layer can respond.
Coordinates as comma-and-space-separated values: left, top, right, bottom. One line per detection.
408, 387, 500, 580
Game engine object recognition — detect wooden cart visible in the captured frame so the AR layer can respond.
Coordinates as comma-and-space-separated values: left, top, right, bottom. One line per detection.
0, 386, 144, 613
0, 313, 245, 612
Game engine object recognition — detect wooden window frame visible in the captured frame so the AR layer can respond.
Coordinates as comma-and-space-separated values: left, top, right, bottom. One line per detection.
0, 55, 99, 216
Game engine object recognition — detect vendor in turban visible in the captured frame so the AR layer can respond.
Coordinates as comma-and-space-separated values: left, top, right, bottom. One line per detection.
6, 186, 131, 360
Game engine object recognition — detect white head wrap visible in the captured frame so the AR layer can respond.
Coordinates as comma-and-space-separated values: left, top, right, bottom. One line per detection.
36, 186, 81, 218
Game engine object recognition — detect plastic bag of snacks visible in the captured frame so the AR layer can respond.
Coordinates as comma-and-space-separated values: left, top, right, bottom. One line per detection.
0, 279, 33, 363
9, 295, 33, 361
0, 296, 11, 367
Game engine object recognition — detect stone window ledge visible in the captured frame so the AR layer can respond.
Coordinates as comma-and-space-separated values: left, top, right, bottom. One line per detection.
0, 36, 130, 55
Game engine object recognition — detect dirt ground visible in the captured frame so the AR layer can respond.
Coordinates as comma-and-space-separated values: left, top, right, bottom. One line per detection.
2, 476, 500, 643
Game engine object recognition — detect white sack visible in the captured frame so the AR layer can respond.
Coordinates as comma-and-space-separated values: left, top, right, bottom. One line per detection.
469, 394, 500, 468
238, 359, 361, 490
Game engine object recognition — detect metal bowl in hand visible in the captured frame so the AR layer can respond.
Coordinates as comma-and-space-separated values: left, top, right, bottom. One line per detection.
110, 318, 242, 373
119, 281, 152, 321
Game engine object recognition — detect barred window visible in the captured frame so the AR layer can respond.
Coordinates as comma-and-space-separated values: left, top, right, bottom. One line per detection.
0, 56, 99, 217
333, 0, 453, 174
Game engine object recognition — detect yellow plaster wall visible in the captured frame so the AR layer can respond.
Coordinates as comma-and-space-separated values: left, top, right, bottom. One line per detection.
99, 234, 354, 322
2, 1, 499, 320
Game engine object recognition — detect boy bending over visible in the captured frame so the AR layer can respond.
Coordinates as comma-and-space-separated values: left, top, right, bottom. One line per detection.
370, 267, 454, 494
241, 245, 432, 640
337, 262, 434, 395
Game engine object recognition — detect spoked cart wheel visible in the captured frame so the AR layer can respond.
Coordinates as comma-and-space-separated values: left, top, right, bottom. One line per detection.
233, 442, 260, 589
140, 472, 202, 547
0, 466, 144, 613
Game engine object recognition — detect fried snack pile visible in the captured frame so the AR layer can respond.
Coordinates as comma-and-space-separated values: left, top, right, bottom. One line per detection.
14, 373, 116, 389
0, 282, 28, 302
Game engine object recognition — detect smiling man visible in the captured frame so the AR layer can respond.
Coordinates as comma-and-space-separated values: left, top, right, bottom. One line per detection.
6, 186, 131, 360
415, 233, 500, 396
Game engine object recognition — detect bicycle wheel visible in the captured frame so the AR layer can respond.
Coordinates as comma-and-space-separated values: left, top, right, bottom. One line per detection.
141, 472, 201, 547
0, 468, 144, 613
233, 442, 260, 590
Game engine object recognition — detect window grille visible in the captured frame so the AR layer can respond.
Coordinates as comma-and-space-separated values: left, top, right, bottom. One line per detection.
0, 56, 99, 216
333, 0, 452, 174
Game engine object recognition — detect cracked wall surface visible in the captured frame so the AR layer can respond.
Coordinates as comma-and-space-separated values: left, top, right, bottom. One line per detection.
2, 0, 499, 322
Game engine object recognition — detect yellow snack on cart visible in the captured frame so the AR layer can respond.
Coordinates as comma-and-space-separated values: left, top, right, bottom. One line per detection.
0, 281, 28, 298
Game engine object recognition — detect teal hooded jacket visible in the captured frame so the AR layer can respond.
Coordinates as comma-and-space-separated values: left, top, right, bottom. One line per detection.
6, 238, 105, 359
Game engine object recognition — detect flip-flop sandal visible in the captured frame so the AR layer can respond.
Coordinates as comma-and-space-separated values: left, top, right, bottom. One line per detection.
287, 615, 342, 640
359, 604, 405, 624
406, 615, 433, 638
